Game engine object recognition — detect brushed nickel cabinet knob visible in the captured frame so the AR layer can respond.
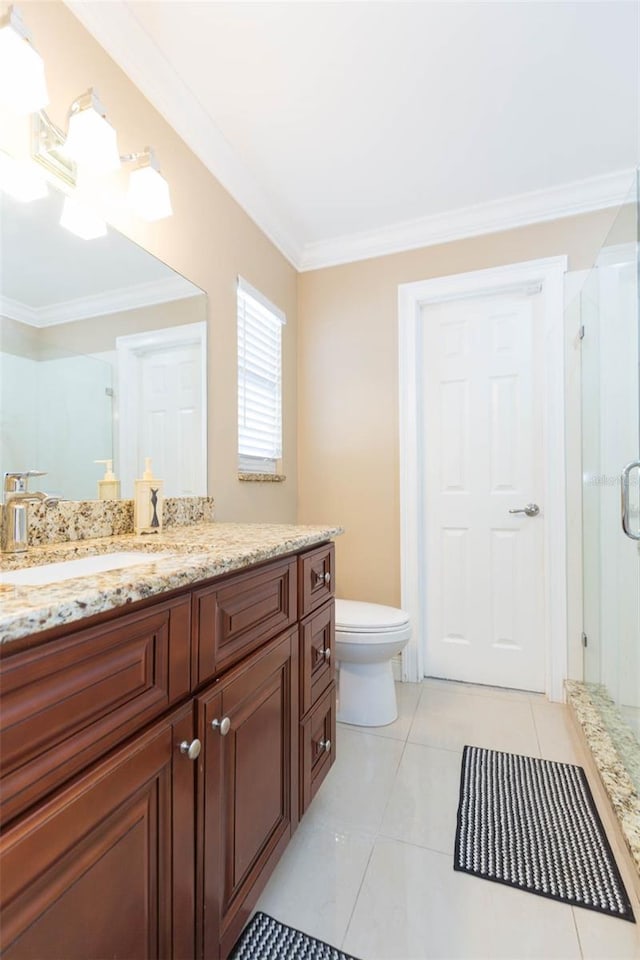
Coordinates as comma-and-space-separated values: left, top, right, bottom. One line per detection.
179, 739, 201, 760
212, 716, 231, 736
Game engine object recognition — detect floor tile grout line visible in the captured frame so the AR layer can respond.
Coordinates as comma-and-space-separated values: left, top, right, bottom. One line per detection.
530, 698, 544, 758
570, 906, 586, 960
374, 727, 411, 835
339, 835, 378, 952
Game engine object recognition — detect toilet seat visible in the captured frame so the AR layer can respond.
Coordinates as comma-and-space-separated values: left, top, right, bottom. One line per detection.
335, 599, 410, 635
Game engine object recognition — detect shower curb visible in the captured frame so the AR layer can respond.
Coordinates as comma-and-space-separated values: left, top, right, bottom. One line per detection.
566, 680, 640, 891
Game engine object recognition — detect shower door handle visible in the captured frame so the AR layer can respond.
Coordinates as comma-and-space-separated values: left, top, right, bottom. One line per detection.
621, 461, 640, 540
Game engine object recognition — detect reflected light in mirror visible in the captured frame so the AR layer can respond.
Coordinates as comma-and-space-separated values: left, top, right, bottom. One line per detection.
60, 194, 107, 240
0, 6, 49, 115
0, 150, 47, 202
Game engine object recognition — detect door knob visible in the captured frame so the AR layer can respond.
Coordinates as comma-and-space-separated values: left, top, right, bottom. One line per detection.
508, 503, 540, 517
179, 738, 201, 760
212, 716, 231, 736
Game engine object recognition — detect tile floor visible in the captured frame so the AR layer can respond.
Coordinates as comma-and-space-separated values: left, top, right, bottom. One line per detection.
256, 679, 640, 960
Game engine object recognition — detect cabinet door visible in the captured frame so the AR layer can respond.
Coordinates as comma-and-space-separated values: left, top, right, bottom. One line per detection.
0, 704, 196, 960
198, 629, 298, 960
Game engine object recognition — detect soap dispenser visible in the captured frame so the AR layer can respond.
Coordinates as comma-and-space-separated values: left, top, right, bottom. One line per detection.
134, 457, 164, 535
95, 459, 121, 500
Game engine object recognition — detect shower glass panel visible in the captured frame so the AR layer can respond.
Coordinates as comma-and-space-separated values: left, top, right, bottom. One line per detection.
581, 173, 640, 792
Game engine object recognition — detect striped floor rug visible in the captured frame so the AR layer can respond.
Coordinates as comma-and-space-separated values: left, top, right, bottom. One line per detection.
229, 913, 360, 959
454, 745, 635, 922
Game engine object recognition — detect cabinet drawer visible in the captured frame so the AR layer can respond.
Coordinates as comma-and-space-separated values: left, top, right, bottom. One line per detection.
299, 600, 335, 717
298, 543, 334, 618
0, 596, 190, 826
300, 682, 336, 817
193, 558, 297, 685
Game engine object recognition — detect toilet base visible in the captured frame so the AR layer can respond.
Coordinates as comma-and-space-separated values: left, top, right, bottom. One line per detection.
337, 659, 398, 726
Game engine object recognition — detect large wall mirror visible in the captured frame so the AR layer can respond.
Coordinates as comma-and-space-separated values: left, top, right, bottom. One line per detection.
0, 187, 207, 501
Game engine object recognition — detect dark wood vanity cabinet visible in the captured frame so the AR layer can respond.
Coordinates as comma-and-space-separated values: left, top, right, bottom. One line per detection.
0, 702, 197, 960
0, 542, 335, 960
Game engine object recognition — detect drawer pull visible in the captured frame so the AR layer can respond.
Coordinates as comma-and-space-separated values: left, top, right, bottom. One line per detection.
319, 738, 331, 753
323, 648, 331, 662
179, 739, 201, 761
314, 570, 331, 586
212, 716, 231, 736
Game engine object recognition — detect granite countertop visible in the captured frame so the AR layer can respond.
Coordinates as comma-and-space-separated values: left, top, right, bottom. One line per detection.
0, 522, 343, 645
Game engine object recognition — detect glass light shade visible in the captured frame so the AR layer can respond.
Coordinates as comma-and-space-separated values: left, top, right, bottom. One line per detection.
0, 15, 48, 115
0, 152, 47, 202
64, 105, 120, 176
60, 195, 107, 240
128, 163, 172, 221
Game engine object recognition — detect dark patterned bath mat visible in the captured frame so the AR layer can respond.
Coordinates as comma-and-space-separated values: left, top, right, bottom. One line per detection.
454, 745, 635, 922
229, 912, 361, 959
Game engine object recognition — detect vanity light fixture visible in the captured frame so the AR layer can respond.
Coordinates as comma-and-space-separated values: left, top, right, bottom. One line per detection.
0, 149, 47, 202
0, 6, 173, 227
60, 194, 107, 240
63, 88, 121, 177
125, 147, 172, 221
0, 6, 48, 115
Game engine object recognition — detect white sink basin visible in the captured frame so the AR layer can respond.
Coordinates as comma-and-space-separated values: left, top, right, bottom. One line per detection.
0, 551, 174, 587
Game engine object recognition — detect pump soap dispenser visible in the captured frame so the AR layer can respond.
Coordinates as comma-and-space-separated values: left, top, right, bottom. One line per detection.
95, 460, 121, 500
134, 457, 164, 535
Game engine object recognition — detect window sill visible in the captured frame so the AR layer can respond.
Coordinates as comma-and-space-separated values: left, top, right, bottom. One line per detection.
238, 473, 286, 483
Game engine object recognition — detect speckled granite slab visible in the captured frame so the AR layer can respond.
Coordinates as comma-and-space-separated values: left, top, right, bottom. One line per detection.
0, 522, 343, 644
566, 680, 640, 879
0, 496, 216, 546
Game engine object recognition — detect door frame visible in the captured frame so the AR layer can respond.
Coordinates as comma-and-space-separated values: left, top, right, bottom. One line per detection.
398, 256, 568, 701
116, 321, 207, 497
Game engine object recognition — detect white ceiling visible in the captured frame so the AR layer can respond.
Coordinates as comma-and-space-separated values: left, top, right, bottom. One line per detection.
66, 1, 639, 269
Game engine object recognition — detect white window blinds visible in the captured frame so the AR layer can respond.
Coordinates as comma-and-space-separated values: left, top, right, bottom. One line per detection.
237, 277, 286, 474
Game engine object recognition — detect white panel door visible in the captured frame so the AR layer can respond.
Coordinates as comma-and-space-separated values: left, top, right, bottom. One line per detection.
422, 293, 545, 691
138, 344, 203, 496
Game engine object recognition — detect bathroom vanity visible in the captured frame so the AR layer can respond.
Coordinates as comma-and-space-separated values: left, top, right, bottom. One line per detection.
0, 524, 339, 959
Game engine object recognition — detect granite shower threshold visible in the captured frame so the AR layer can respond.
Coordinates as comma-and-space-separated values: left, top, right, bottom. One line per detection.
566, 679, 640, 880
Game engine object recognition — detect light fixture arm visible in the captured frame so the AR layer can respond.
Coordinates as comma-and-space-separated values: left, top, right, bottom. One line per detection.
121, 147, 159, 170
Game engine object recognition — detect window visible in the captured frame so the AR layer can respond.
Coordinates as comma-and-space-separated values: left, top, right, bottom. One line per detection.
237, 277, 286, 475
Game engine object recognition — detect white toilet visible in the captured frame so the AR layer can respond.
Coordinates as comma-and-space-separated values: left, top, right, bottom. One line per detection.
335, 599, 411, 727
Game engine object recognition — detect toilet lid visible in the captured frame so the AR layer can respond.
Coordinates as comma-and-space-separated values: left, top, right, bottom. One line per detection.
335, 599, 410, 633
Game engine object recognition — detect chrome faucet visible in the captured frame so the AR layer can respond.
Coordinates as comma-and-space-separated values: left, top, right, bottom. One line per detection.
1, 471, 59, 554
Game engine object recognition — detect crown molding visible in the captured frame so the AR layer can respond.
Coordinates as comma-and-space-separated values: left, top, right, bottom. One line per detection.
58, 4, 638, 273
64, 0, 304, 269
1, 275, 200, 328
0, 297, 39, 326
298, 169, 637, 272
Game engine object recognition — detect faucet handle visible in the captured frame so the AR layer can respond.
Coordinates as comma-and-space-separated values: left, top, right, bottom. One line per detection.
4, 471, 47, 494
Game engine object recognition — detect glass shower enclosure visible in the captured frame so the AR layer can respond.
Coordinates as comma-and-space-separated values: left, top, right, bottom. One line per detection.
581, 172, 640, 792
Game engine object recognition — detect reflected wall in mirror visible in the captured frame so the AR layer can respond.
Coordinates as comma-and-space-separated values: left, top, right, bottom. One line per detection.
0, 186, 207, 501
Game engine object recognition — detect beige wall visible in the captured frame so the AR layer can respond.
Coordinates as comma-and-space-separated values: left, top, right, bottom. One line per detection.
6, 1, 298, 522
297, 209, 620, 680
